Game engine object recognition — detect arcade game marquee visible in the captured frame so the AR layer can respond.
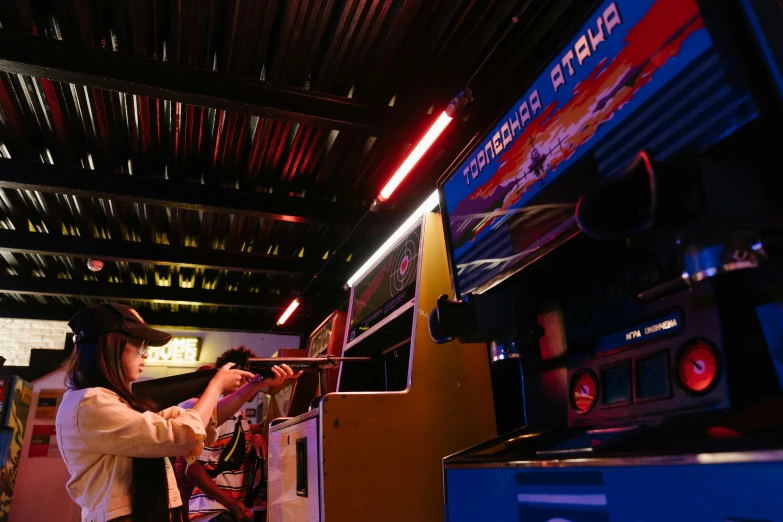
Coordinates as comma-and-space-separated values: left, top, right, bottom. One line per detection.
428, 0, 783, 520
266, 210, 497, 522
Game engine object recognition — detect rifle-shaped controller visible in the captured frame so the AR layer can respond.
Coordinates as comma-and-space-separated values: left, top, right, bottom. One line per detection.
134, 356, 375, 410
248, 356, 373, 379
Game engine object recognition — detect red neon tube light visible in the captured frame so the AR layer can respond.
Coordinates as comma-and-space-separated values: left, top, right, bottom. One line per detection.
377, 88, 472, 203
378, 112, 453, 202
277, 298, 300, 325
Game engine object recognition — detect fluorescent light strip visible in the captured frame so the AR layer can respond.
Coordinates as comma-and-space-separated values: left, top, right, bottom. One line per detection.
346, 190, 440, 288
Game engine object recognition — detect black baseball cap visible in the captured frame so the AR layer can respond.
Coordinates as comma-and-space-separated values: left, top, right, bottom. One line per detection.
68, 303, 172, 346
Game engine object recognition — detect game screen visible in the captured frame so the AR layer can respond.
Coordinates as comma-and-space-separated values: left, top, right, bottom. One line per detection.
602, 364, 631, 405
307, 317, 333, 357
348, 226, 421, 343
636, 352, 669, 400
439, 0, 715, 298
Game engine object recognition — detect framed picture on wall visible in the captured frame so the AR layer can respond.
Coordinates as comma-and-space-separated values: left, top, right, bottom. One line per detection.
35, 389, 64, 419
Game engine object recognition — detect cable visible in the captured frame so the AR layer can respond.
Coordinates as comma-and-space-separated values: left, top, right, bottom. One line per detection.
267, 206, 373, 334
466, 0, 533, 88
300, 206, 373, 297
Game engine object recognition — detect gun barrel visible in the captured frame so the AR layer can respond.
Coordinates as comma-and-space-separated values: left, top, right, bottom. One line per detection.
247, 357, 374, 364
247, 356, 377, 378
133, 357, 377, 411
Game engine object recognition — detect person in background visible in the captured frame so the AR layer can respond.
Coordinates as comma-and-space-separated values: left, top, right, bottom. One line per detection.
248, 433, 268, 519
55, 303, 256, 522
184, 346, 301, 522
174, 364, 217, 506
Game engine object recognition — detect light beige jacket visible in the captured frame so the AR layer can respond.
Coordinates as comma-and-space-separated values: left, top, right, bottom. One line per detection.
55, 387, 218, 522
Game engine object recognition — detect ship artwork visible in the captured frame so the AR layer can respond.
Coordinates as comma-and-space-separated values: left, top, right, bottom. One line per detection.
526, 134, 565, 182
440, 0, 732, 297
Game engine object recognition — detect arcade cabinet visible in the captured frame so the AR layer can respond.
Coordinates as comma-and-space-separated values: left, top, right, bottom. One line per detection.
285, 311, 346, 418
0, 375, 32, 522
267, 213, 496, 522
262, 348, 306, 441
429, 0, 783, 520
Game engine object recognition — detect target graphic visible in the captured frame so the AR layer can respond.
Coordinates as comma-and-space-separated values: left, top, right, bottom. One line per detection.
390, 232, 420, 294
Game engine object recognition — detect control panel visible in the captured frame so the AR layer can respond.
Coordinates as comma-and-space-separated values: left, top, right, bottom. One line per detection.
565, 262, 728, 426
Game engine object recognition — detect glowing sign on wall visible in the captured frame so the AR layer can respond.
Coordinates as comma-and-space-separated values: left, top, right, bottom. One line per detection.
146, 337, 203, 364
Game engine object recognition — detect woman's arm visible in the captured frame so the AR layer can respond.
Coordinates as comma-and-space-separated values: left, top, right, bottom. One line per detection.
76, 365, 254, 458
77, 389, 211, 458
214, 364, 300, 425
214, 380, 259, 426
189, 363, 255, 427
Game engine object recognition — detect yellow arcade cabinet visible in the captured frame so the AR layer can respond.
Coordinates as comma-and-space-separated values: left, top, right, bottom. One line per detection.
267, 208, 496, 522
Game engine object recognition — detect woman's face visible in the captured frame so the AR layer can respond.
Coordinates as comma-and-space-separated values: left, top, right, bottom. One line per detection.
122, 338, 149, 382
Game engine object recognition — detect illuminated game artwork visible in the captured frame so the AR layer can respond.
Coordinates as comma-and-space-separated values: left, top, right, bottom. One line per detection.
308, 320, 333, 357
348, 227, 421, 343
440, 0, 723, 297
145, 336, 203, 364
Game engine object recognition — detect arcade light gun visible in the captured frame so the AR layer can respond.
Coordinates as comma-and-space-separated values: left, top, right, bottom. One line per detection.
134, 356, 374, 410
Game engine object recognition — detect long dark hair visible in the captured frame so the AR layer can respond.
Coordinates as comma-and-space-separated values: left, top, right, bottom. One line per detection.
65, 332, 187, 522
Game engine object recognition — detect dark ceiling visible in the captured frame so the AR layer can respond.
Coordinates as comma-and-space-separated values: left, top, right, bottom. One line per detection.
0, 0, 583, 335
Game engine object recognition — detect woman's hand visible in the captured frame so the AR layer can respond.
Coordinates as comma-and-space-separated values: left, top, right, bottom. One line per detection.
212, 362, 255, 395
251, 363, 302, 393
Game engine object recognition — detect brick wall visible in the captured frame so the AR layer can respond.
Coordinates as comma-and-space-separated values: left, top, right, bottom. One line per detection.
0, 319, 70, 366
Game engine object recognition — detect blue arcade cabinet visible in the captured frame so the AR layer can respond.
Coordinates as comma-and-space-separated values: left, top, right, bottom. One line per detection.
429, 0, 783, 520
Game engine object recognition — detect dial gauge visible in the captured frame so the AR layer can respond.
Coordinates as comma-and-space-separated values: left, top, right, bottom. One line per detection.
570, 370, 598, 414
677, 340, 720, 395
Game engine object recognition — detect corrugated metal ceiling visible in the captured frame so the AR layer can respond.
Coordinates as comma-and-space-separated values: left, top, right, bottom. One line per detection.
0, 0, 561, 333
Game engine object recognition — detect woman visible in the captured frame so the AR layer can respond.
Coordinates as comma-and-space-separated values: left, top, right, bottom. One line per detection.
55, 303, 294, 522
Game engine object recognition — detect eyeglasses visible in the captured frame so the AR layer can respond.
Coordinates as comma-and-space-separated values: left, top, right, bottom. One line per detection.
130, 338, 150, 356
